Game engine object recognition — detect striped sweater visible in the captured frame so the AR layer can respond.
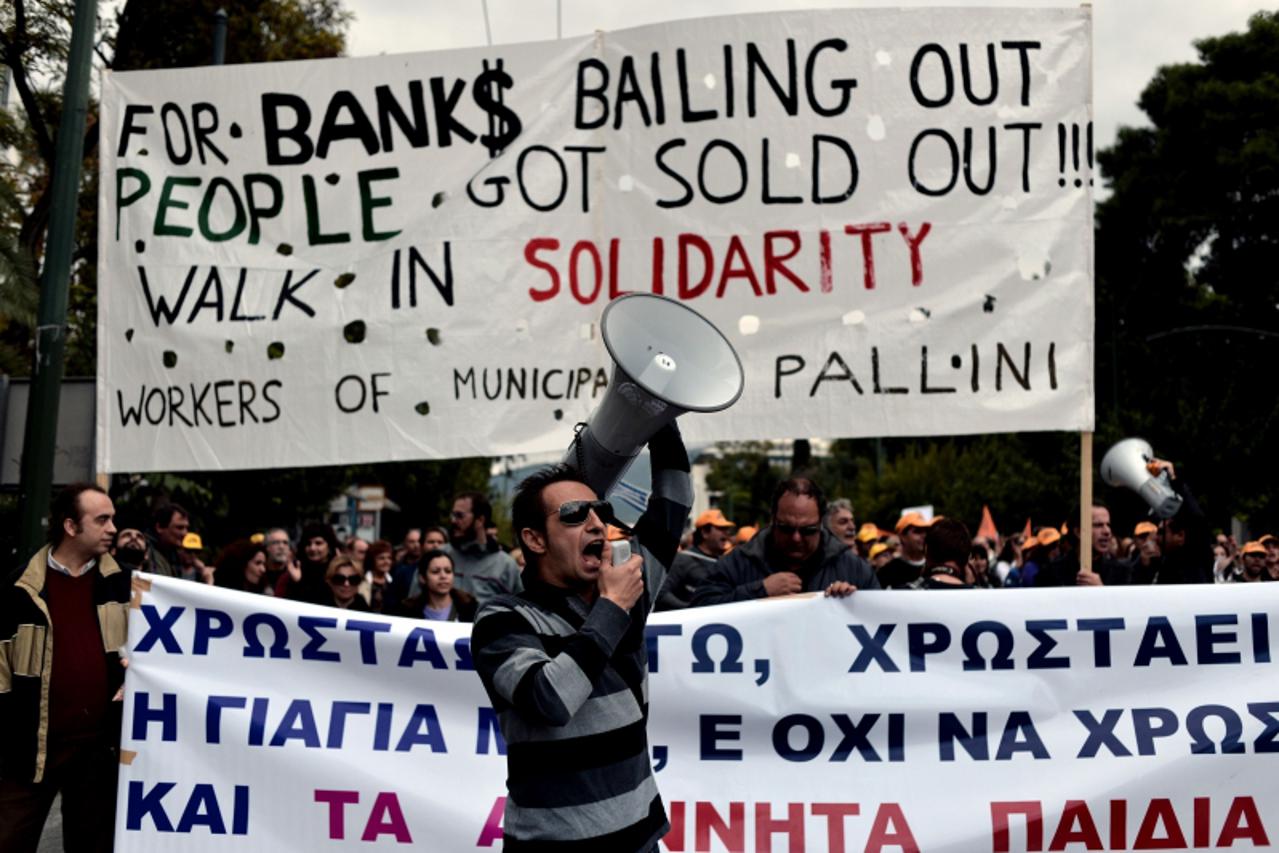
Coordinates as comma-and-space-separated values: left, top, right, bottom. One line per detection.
472, 577, 664, 851
472, 459, 690, 851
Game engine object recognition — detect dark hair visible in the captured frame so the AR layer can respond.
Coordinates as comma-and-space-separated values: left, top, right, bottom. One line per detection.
48, 482, 108, 547
926, 518, 971, 569
363, 539, 393, 575
996, 538, 1018, 563
456, 490, 494, 526
299, 522, 340, 565
771, 477, 826, 520
417, 548, 454, 577
969, 545, 990, 563
511, 464, 588, 576
214, 539, 266, 591
152, 502, 188, 530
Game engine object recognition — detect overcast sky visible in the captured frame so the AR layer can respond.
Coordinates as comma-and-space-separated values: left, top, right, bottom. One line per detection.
342, 0, 1272, 153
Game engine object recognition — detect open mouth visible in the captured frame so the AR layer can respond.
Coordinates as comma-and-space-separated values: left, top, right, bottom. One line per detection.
582, 539, 605, 567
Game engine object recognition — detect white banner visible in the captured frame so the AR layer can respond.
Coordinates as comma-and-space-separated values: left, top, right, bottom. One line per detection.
97, 7, 1095, 473
118, 575, 1278, 851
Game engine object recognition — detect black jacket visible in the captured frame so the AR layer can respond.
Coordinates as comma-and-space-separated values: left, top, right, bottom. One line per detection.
690, 527, 880, 607
1130, 478, 1214, 585
655, 548, 718, 611
1036, 553, 1133, 587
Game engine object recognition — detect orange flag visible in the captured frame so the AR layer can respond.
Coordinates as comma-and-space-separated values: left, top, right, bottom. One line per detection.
977, 505, 999, 541
1021, 517, 1033, 540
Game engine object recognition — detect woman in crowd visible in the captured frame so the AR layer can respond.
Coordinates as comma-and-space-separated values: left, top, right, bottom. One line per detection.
325, 554, 371, 611
967, 545, 994, 588
399, 549, 476, 622
362, 539, 395, 612
214, 539, 271, 594
277, 522, 340, 605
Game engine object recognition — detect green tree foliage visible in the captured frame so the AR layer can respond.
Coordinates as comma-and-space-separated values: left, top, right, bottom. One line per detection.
1096, 11, 1279, 529
704, 442, 789, 528
707, 435, 1079, 537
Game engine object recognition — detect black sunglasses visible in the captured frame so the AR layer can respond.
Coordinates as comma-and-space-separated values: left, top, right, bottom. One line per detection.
774, 522, 821, 537
330, 574, 361, 586
548, 499, 617, 527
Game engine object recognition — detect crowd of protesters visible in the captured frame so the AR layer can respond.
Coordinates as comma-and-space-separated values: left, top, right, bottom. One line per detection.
2, 454, 1271, 852
102, 498, 507, 623
98, 453, 1275, 620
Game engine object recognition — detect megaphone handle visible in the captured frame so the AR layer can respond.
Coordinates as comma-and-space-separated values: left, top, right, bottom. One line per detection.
570, 422, 589, 475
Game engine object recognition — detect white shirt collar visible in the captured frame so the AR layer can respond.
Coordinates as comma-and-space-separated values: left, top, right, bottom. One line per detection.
47, 550, 96, 578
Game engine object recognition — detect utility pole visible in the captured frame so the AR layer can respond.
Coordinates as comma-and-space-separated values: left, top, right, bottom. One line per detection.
17, 0, 99, 559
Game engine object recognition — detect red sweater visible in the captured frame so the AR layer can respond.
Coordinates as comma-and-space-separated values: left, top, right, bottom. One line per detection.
45, 568, 110, 745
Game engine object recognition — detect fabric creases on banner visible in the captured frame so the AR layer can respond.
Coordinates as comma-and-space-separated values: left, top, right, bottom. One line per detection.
118, 575, 1279, 851
97, 7, 1095, 473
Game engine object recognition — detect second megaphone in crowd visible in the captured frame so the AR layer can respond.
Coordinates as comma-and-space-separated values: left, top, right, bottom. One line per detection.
565, 294, 745, 498
1099, 437, 1184, 520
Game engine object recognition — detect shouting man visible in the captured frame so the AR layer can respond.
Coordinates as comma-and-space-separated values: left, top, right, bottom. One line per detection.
471, 424, 691, 851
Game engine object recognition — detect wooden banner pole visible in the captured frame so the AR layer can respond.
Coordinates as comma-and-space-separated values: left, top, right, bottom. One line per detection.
1080, 432, 1094, 572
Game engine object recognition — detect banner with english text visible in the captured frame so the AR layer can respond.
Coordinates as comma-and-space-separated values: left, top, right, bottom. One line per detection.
97, 7, 1094, 473
117, 574, 1279, 851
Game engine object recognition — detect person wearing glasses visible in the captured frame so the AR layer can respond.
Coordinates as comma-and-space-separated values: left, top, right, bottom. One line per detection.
323, 555, 371, 611
470, 423, 691, 852
442, 491, 522, 607
690, 477, 879, 607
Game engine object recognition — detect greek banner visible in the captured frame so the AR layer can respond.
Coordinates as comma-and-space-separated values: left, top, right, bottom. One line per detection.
98, 7, 1094, 472
118, 575, 1277, 851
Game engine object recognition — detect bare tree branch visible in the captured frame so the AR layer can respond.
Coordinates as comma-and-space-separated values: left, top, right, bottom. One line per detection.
2, 0, 57, 166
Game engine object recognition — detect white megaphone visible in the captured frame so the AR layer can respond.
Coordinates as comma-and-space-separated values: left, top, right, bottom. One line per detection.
1099, 437, 1184, 520
565, 294, 744, 498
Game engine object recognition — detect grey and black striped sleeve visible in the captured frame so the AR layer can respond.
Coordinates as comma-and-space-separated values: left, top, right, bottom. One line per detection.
472, 597, 631, 727
635, 423, 693, 575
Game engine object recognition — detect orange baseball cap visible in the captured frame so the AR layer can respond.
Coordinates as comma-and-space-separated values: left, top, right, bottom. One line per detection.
1036, 528, 1062, 547
734, 525, 758, 544
894, 512, 932, 535
869, 542, 890, 560
695, 509, 735, 529
856, 523, 881, 543
1242, 541, 1267, 556
1134, 521, 1159, 537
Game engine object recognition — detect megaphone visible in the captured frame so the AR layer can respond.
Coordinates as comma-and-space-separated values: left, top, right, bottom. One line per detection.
566, 294, 744, 498
1099, 437, 1183, 520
